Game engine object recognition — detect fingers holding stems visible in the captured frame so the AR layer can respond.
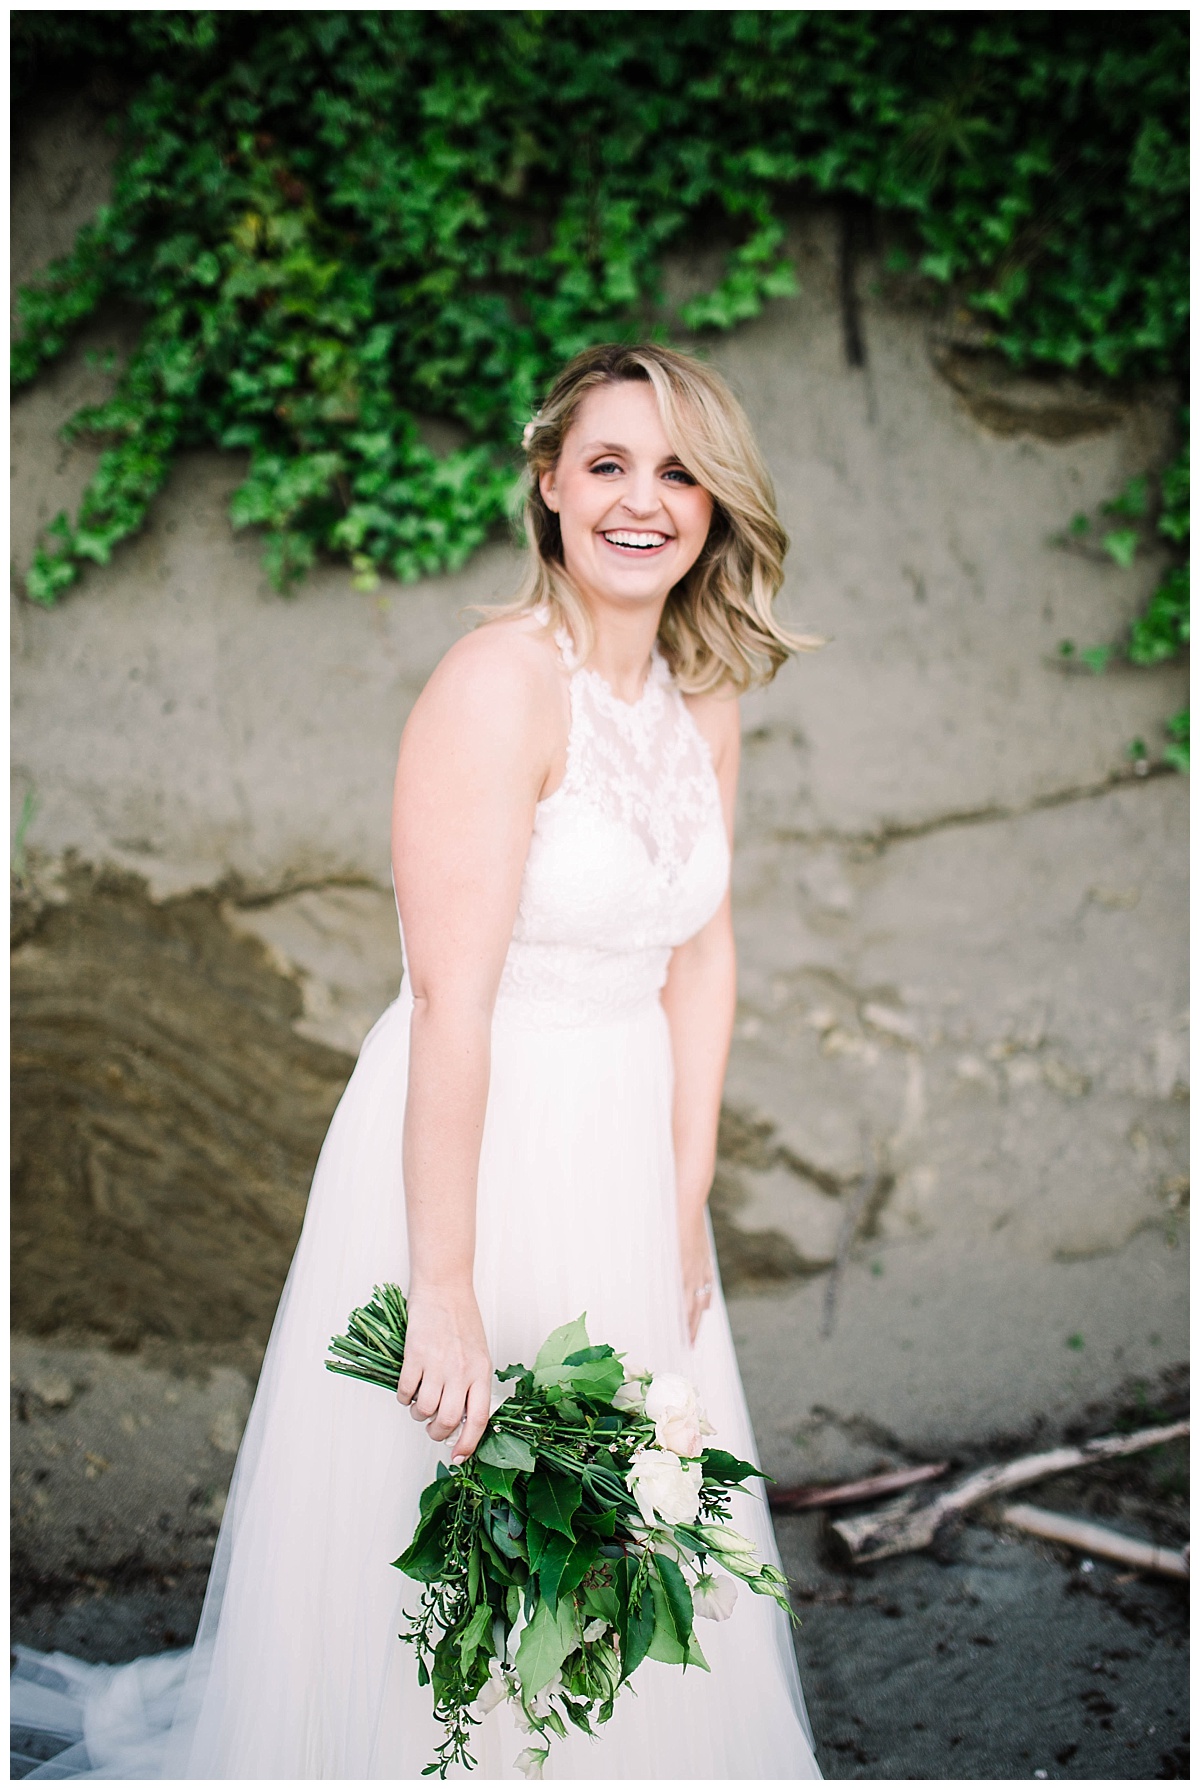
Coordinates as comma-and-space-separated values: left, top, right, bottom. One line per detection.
394, 1286, 492, 1460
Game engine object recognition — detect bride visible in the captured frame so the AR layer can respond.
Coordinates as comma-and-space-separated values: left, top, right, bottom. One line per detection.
12, 343, 824, 1779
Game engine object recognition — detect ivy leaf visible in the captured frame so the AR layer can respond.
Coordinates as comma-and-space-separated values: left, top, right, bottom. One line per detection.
1102, 528, 1140, 570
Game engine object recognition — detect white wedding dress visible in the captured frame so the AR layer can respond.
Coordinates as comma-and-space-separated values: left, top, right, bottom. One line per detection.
12, 614, 822, 1780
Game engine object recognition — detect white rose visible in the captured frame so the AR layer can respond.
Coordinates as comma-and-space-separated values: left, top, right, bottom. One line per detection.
643, 1373, 713, 1455
627, 1446, 702, 1527
692, 1571, 739, 1621
611, 1380, 647, 1414
654, 1408, 702, 1456
643, 1373, 697, 1422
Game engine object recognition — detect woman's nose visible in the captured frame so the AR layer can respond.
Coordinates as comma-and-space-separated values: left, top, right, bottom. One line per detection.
620, 474, 662, 518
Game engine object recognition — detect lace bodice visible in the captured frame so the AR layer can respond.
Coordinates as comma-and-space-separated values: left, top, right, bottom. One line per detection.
492, 613, 730, 1027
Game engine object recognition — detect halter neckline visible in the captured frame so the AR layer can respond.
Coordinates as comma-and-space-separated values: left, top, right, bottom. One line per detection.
535, 602, 669, 712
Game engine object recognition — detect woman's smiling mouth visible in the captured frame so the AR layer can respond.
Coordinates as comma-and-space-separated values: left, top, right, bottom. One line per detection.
600, 529, 671, 553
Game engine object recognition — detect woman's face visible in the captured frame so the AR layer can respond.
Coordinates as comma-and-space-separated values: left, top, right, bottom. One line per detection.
539, 381, 714, 614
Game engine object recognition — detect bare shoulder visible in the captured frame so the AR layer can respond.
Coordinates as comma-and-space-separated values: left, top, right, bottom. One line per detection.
681, 683, 741, 773
421, 613, 560, 711
404, 613, 563, 753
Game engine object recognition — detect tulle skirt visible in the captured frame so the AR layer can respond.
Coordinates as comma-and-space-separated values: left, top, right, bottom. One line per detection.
12, 985, 821, 1779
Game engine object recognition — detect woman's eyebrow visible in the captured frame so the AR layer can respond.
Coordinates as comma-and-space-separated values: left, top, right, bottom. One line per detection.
580, 440, 686, 466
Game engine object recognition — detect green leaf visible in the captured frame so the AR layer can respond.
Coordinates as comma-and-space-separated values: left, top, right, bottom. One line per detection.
533, 1315, 591, 1381
489, 1501, 527, 1561
654, 1553, 695, 1648
524, 1514, 549, 1573
700, 1448, 767, 1486
456, 1599, 492, 1677
535, 1530, 575, 1609
559, 1538, 598, 1603
514, 1595, 578, 1699
582, 1582, 620, 1626
1102, 528, 1140, 570
540, 1536, 598, 1611
476, 1428, 537, 1473
526, 1472, 582, 1540
646, 1572, 708, 1671
1102, 474, 1148, 520
392, 1528, 448, 1583
564, 1358, 625, 1402
616, 1567, 656, 1682
475, 1461, 518, 1499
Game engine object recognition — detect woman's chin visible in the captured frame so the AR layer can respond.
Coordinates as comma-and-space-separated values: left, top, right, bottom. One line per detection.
571, 560, 684, 609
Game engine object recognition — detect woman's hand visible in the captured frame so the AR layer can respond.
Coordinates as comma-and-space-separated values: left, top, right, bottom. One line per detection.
679, 1215, 716, 1346
396, 1282, 492, 1463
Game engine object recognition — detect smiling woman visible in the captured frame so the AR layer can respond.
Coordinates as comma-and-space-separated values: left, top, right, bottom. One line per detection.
12, 345, 826, 1780
504, 343, 826, 694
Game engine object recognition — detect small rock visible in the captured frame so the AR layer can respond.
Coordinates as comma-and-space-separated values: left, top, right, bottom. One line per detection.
208, 1408, 246, 1454
29, 1371, 75, 1409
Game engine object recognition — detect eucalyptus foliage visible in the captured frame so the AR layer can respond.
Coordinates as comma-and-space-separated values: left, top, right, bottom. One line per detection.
12, 11, 1188, 605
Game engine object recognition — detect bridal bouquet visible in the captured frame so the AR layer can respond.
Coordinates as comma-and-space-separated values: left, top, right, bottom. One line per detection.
326, 1285, 794, 1778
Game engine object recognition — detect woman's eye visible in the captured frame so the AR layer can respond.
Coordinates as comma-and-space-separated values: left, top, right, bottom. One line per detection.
590, 459, 622, 476
664, 466, 697, 485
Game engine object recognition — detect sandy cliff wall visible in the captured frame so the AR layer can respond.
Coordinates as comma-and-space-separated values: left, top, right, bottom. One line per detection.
11, 95, 1187, 1632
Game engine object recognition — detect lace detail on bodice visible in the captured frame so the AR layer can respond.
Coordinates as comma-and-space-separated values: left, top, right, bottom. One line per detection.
493, 612, 730, 1028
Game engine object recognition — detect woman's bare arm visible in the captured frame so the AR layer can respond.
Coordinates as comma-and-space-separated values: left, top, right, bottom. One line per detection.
660, 690, 741, 1344
391, 624, 560, 1458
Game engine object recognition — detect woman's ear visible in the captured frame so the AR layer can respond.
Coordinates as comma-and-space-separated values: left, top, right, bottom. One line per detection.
539, 467, 559, 513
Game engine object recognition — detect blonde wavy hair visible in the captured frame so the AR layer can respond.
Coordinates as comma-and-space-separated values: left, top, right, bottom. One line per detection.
489, 342, 825, 693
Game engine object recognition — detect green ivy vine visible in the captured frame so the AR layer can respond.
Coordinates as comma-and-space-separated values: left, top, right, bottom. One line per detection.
12, 11, 1189, 611
1058, 422, 1189, 772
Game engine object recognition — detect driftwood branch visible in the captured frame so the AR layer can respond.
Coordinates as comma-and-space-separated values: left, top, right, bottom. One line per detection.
1001, 1503, 1189, 1581
769, 1461, 948, 1513
829, 1421, 1188, 1565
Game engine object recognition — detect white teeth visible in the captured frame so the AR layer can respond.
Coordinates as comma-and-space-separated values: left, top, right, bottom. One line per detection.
603, 531, 667, 548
